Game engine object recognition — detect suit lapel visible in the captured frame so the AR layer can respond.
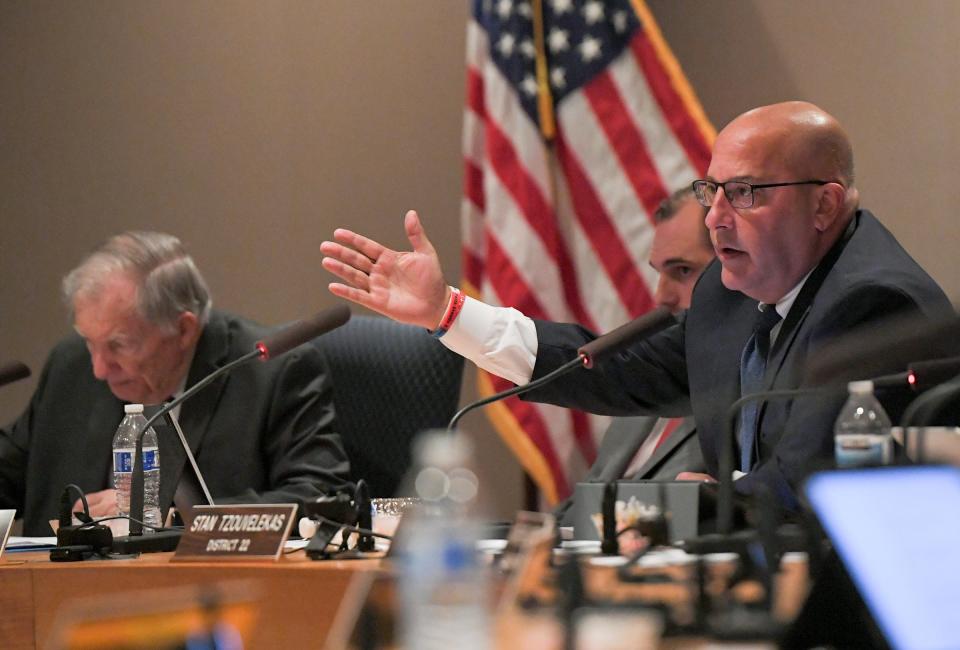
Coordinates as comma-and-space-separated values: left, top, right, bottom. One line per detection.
755, 217, 858, 447
632, 418, 696, 479
601, 417, 658, 482
82, 391, 125, 489
172, 313, 232, 498
764, 306, 811, 391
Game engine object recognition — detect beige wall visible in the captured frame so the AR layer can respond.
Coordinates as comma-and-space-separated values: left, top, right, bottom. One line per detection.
2, 1, 958, 518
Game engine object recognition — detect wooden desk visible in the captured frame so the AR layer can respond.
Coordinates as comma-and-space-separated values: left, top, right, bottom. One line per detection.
0, 549, 809, 649
0, 550, 379, 649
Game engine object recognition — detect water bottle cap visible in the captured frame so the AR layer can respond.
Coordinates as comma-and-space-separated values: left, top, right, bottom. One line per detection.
847, 380, 874, 394
124, 403, 145, 414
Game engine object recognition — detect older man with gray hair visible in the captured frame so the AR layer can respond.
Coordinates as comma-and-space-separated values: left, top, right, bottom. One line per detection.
0, 231, 350, 535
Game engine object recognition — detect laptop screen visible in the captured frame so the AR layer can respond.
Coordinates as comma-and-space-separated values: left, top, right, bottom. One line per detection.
0, 509, 15, 557
805, 466, 960, 650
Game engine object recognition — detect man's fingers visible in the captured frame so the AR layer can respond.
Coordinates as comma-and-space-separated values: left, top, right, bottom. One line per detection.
78, 489, 119, 518
328, 283, 381, 312
675, 471, 717, 483
332, 228, 389, 263
404, 210, 437, 257
320, 241, 375, 274
321, 258, 371, 292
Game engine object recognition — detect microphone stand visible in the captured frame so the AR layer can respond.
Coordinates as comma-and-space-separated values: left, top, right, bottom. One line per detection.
124, 304, 351, 545
713, 369, 906, 537
447, 357, 584, 430
128, 350, 262, 537
447, 306, 677, 430
716, 386, 829, 536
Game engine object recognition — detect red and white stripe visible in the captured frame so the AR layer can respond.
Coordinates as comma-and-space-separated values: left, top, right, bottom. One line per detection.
461, 12, 711, 503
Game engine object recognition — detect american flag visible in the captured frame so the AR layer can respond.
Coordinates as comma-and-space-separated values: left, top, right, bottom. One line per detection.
461, 0, 714, 504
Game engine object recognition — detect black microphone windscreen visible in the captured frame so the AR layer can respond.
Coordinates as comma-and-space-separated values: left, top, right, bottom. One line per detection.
908, 355, 960, 391
808, 311, 960, 386
0, 361, 30, 388
257, 304, 351, 359
578, 306, 675, 369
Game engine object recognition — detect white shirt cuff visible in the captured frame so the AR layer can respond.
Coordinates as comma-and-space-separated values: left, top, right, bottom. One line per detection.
439, 296, 538, 386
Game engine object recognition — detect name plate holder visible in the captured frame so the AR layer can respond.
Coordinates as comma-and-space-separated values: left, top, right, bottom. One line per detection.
173, 504, 297, 562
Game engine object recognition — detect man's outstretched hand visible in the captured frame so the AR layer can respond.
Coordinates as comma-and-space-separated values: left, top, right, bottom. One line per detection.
321, 210, 451, 330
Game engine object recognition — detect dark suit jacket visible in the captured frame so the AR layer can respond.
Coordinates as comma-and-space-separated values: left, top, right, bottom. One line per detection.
555, 415, 703, 524
0, 310, 351, 535
527, 211, 953, 508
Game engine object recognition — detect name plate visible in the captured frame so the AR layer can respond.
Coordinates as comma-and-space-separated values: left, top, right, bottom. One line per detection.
173, 504, 297, 562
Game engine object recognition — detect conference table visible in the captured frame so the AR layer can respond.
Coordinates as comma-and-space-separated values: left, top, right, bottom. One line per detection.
0, 548, 377, 649
0, 546, 808, 649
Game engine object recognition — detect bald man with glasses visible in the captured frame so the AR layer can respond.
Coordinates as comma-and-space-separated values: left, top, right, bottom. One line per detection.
322, 101, 952, 512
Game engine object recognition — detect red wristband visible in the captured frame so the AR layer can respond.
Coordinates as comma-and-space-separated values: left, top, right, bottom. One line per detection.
433, 288, 465, 337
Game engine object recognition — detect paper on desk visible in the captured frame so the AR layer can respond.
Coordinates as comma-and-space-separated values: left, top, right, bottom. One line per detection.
5, 536, 58, 551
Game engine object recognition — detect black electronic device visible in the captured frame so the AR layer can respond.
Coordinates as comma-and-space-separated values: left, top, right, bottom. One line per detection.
784, 466, 960, 650
50, 545, 99, 562
302, 490, 360, 560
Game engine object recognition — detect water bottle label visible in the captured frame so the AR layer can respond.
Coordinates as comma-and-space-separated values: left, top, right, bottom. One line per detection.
114, 449, 134, 473
113, 449, 158, 472
143, 448, 158, 472
835, 434, 891, 468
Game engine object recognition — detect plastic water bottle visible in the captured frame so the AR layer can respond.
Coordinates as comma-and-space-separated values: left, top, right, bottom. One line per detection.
834, 380, 893, 468
397, 431, 489, 650
112, 404, 162, 532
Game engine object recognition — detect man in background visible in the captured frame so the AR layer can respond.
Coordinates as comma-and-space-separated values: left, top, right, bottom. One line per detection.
0, 231, 351, 535
555, 186, 713, 522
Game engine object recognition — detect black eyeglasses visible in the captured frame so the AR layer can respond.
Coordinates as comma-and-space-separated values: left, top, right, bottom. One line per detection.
691, 179, 830, 209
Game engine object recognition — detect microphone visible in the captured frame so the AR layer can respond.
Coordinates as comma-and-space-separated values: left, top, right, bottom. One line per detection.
808, 311, 960, 388
125, 304, 351, 542
578, 306, 675, 369
900, 375, 960, 428
715, 386, 831, 536
711, 357, 960, 537
676, 386, 825, 564
256, 305, 352, 359
447, 308, 677, 429
906, 355, 960, 392
0, 361, 30, 388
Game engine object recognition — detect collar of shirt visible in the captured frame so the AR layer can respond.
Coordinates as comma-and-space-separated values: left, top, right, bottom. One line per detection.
762, 269, 815, 345
166, 359, 192, 423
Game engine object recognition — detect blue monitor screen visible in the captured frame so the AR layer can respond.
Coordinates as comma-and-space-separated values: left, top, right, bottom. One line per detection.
805, 466, 960, 650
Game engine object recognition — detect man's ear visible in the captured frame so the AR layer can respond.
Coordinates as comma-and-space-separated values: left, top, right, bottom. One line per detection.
176, 311, 201, 349
813, 182, 846, 232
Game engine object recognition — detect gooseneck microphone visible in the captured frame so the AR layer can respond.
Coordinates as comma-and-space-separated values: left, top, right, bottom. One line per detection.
126, 305, 351, 538
716, 386, 829, 536
447, 307, 676, 430
577, 306, 675, 369
714, 368, 910, 536
907, 356, 960, 391
0, 361, 30, 388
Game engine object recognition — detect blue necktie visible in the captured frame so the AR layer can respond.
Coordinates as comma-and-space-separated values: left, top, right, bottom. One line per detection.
738, 305, 782, 472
